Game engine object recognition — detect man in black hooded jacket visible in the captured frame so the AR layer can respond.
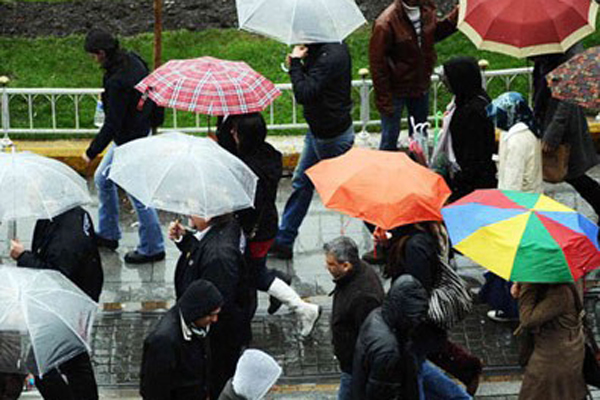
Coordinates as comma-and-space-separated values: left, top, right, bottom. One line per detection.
140, 279, 223, 400
351, 275, 429, 400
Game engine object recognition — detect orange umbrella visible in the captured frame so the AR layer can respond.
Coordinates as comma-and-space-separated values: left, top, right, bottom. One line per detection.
306, 148, 451, 230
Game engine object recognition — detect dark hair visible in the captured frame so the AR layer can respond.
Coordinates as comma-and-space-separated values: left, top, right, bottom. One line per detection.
84, 29, 120, 55
229, 113, 267, 156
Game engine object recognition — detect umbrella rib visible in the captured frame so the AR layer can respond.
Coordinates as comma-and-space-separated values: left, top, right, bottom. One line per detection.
238, 0, 266, 27
320, 0, 342, 40
24, 158, 56, 220
288, 0, 299, 45
148, 147, 182, 209
27, 288, 97, 305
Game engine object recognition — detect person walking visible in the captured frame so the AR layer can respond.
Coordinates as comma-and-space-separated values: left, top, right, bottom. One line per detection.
441, 56, 497, 201
532, 44, 600, 225
168, 214, 252, 399
382, 221, 480, 397
369, 0, 458, 151
351, 275, 428, 400
480, 92, 543, 322
140, 279, 223, 400
513, 282, 587, 400
268, 43, 355, 260
81, 28, 165, 264
218, 113, 321, 337
9, 206, 103, 400
322, 237, 385, 400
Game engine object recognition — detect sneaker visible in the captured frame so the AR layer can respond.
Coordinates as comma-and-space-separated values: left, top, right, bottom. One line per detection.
487, 309, 518, 323
268, 242, 293, 260
95, 235, 118, 250
124, 250, 166, 264
361, 249, 386, 265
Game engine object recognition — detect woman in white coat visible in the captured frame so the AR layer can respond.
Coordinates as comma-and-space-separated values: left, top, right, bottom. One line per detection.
479, 92, 543, 322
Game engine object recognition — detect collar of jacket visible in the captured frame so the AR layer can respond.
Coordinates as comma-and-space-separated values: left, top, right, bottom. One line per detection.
328, 261, 363, 296
180, 310, 193, 341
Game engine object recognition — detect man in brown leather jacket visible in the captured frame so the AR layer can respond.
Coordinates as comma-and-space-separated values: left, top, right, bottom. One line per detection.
370, 0, 458, 150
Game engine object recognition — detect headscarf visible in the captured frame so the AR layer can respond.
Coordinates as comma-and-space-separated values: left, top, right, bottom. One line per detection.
442, 56, 490, 106
486, 92, 540, 137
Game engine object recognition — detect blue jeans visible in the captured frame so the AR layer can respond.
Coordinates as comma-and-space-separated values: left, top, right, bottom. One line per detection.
379, 94, 430, 151
337, 372, 352, 400
94, 145, 164, 256
418, 361, 471, 400
275, 126, 355, 247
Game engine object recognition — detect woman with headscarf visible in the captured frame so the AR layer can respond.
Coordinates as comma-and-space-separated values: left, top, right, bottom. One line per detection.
479, 92, 543, 322
442, 56, 497, 201
532, 44, 600, 224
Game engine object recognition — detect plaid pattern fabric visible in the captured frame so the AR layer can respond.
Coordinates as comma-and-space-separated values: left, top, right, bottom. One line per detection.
135, 57, 281, 115
547, 46, 599, 110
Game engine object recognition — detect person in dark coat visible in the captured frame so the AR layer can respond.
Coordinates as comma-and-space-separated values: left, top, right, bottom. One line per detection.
322, 237, 384, 400
268, 42, 355, 260
81, 28, 165, 265
10, 206, 103, 301
9, 206, 103, 400
442, 56, 497, 201
168, 214, 252, 399
217, 113, 320, 338
532, 44, 600, 223
351, 275, 428, 400
383, 222, 480, 397
140, 279, 223, 400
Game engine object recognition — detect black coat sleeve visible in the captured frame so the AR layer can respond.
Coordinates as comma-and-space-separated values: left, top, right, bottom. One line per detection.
289, 55, 331, 105
403, 235, 437, 292
175, 232, 200, 254
86, 79, 129, 160
17, 246, 77, 282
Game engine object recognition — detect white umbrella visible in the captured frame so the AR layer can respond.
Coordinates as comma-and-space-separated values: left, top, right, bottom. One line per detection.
0, 150, 91, 221
0, 266, 98, 376
236, 0, 367, 45
108, 132, 258, 219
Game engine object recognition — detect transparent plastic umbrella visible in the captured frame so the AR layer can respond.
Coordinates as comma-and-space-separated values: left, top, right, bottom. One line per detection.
236, 0, 367, 45
0, 150, 91, 221
0, 266, 98, 376
108, 132, 258, 218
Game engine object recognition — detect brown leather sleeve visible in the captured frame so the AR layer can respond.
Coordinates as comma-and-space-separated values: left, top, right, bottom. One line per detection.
369, 22, 394, 115
434, 5, 459, 42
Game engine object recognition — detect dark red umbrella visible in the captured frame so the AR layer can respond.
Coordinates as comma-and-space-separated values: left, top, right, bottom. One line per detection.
458, 0, 599, 58
547, 46, 600, 110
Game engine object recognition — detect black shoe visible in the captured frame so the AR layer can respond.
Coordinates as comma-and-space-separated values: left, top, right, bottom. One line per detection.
268, 270, 292, 315
124, 250, 166, 264
95, 235, 119, 250
268, 242, 293, 260
361, 248, 386, 265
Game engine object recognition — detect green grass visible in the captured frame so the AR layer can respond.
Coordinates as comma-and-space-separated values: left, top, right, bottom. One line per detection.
1, 27, 599, 136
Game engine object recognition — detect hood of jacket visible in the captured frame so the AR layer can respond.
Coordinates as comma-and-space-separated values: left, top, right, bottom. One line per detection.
443, 56, 486, 106
177, 279, 223, 325
232, 349, 282, 400
381, 274, 429, 334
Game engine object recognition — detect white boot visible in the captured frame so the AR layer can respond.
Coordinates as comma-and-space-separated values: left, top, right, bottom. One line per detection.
267, 278, 321, 337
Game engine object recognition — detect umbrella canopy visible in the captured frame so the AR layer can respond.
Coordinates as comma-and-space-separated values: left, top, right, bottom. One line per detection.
0, 266, 98, 376
108, 132, 258, 219
442, 189, 600, 283
547, 46, 600, 110
458, 0, 599, 58
236, 0, 366, 45
0, 150, 91, 221
135, 57, 281, 115
306, 148, 451, 230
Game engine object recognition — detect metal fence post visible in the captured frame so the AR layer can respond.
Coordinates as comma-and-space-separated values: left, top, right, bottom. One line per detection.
0, 76, 10, 139
356, 68, 373, 148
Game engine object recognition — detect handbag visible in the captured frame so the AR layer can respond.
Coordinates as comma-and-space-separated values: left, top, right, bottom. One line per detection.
427, 256, 473, 330
542, 144, 570, 183
568, 284, 600, 388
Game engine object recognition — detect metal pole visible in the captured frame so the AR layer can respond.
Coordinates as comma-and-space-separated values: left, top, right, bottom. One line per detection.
356, 68, 372, 148
0, 76, 10, 139
153, 0, 163, 70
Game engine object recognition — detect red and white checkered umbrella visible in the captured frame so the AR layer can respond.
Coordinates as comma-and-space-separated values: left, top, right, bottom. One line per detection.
135, 57, 281, 115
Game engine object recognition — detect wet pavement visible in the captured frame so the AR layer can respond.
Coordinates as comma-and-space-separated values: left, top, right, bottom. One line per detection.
3, 164, 600, 397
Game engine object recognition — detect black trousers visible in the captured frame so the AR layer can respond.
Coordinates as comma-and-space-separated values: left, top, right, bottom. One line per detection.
567, 174, 600, 220
34, 353, 98, 400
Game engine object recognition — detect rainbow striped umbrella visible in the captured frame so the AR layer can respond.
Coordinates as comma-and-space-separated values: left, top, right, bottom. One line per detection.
442, 189, 600, 283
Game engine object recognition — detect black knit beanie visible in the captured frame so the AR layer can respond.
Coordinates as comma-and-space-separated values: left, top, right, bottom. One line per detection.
178, 280, 224, 324
84, 29, 119, 54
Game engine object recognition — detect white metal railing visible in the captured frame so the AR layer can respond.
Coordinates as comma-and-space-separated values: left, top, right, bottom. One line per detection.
0, 67, 533, 137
